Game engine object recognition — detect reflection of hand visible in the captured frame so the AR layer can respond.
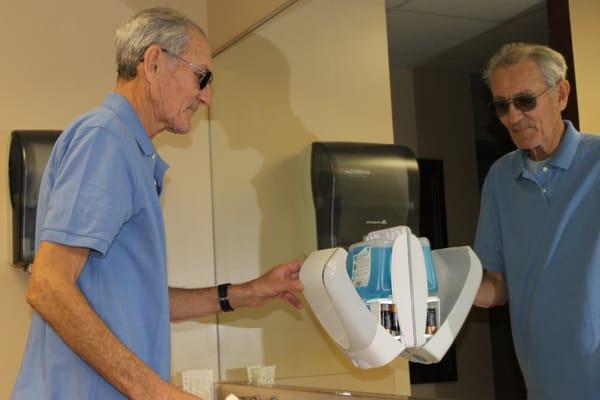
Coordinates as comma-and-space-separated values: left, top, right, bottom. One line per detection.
230, 261, 305, 310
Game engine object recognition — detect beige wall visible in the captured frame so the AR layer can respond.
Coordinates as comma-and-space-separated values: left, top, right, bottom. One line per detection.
0, 1, 215, 397
207, 0, 294, 54
210, 0, 410, 395
569, 0, 600, 134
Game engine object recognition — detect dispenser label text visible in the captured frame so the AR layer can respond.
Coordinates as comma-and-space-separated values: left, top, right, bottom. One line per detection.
351, 247, 371, 288
343, 169, 371, 177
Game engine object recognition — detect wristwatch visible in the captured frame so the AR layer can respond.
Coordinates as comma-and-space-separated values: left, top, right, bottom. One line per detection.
218, 283, 234, 312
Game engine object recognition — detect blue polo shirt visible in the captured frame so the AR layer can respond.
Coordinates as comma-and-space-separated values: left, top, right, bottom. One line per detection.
11, 93, 171, 399
475, 121, 600, 399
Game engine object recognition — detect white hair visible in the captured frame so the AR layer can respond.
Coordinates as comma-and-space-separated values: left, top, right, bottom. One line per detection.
115, 7, 206, 80
483, 43, 567, 87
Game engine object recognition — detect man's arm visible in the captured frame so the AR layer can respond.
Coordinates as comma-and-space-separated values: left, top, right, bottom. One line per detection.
474, 270, 508, 308
169, 261, 304, 321
27, 241, 198, 400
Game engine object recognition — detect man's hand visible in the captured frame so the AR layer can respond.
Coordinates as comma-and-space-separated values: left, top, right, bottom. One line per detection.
474, 270, 508, 308
229, 261, 305, 310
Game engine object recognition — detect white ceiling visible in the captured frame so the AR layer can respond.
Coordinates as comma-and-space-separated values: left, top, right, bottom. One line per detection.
386, 0, 548, 70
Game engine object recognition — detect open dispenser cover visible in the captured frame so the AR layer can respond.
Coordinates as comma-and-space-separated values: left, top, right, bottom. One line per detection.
300, 226, 482, 368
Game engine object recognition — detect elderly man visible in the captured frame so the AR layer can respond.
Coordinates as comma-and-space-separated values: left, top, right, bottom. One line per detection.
474, 43, 600, 399
11, 8, 303, 400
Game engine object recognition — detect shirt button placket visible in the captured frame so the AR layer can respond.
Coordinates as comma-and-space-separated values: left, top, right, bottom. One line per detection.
149, 153, 159, 193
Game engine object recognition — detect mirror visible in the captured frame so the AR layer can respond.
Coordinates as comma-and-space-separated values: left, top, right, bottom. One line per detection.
210, 0, 548, 398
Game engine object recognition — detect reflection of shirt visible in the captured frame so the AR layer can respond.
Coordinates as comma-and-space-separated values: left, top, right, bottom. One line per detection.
12, 93, 170, 399
474, 120, 600, 400
523, 157, 547, 175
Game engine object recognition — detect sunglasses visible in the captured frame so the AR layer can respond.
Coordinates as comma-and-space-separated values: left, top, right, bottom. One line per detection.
492, 85, 552, 117
161, 48, 213, 90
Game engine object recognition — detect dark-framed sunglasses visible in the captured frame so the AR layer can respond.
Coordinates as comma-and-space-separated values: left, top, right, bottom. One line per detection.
161, 48, 213, 90
492, 85, 552, 117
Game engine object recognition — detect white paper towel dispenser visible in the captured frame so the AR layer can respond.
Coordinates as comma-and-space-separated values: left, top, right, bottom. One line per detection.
300, 225, 481, 368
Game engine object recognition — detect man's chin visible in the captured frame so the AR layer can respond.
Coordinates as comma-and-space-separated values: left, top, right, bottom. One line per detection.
513, 140, 534, 150
167, 122, 192, 135
511, 132, 538, 149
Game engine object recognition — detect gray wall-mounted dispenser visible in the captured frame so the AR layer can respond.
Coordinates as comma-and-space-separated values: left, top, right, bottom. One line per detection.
9, 130, 61, 268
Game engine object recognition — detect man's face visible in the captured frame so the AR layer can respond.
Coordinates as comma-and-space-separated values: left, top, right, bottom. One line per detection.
156, 30, 213, 134
490, 60, 568, 159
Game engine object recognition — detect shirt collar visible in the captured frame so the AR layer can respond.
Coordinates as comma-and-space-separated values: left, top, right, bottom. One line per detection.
102, 93, 157, 157
511, 120, 580, 179
547, 120, 580, 170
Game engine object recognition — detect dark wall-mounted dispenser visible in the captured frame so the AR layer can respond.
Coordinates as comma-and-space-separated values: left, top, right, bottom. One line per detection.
310, 142, 420, 250
9, 130, 61, 268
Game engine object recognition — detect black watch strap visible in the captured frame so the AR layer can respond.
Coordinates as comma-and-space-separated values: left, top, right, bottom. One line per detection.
218, 283, 234, 312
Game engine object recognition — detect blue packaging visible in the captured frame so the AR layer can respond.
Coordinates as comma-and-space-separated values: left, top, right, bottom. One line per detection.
346, 241, 393, 302
346, 232, 440, 302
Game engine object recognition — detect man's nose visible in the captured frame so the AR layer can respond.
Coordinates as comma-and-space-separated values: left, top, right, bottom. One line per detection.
197, 85, 212, 107
506, 102, 524, 123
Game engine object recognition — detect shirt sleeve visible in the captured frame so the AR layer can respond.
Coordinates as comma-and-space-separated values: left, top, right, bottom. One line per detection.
40, 127, 136, 256
474, 166, 505, 273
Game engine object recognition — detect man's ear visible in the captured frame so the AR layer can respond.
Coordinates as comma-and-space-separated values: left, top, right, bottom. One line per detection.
140, 44, 162, 83
557, 79, 570, 112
